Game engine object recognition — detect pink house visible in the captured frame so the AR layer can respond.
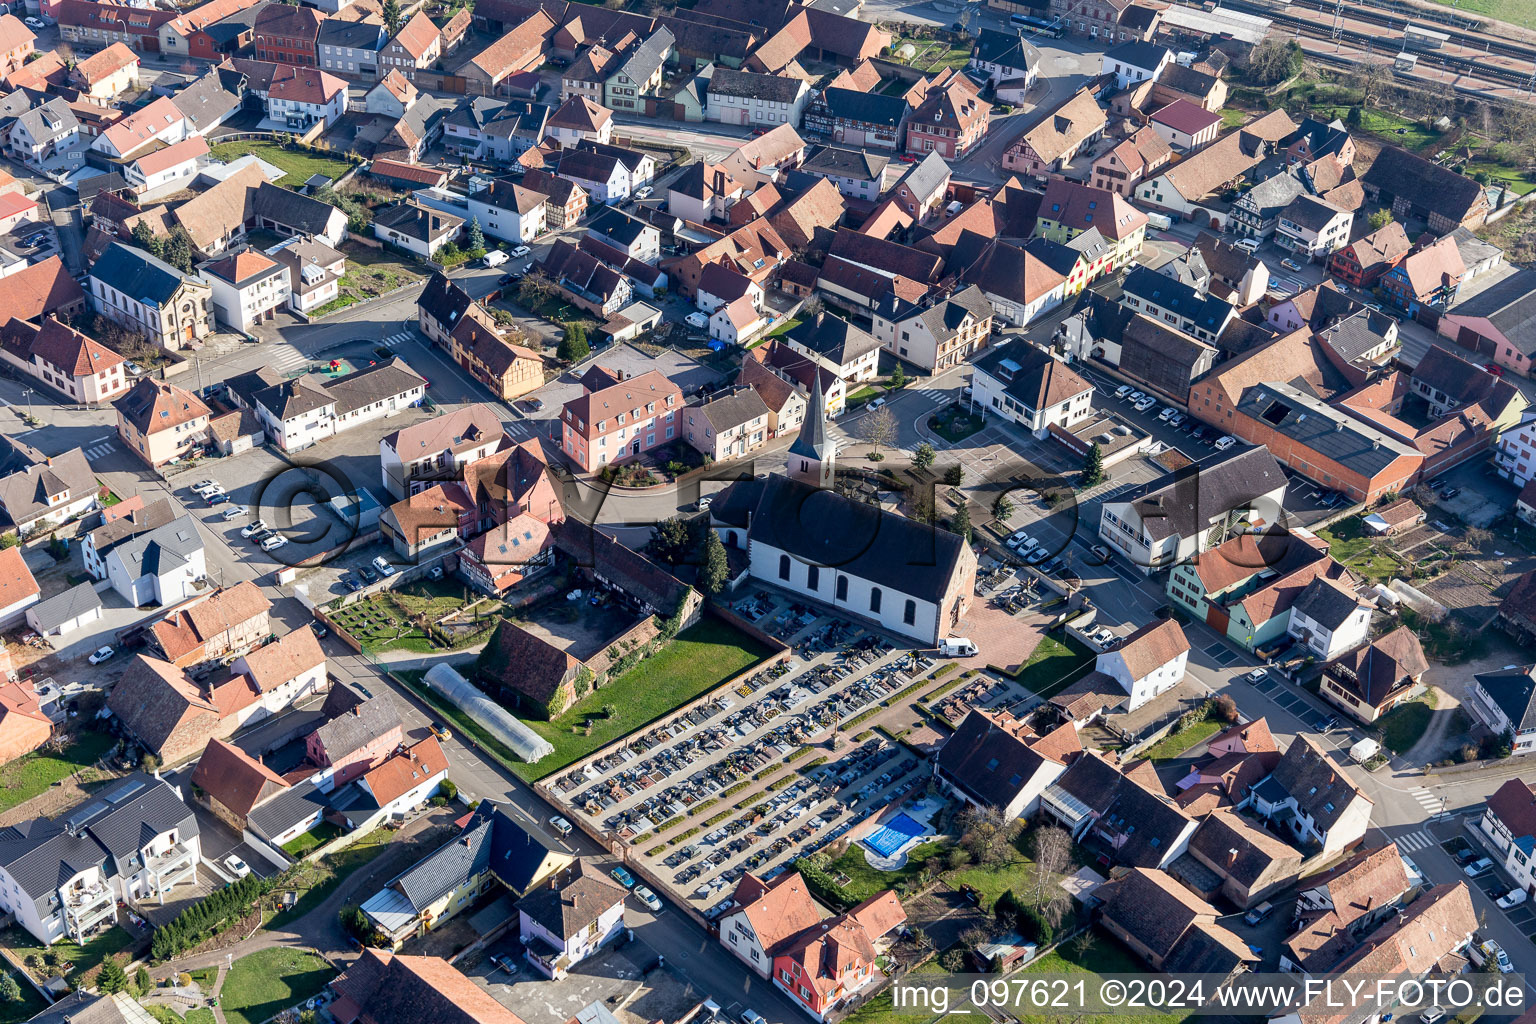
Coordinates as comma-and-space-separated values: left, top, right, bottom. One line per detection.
559, 366, 683, 473
305, 698, 403, 791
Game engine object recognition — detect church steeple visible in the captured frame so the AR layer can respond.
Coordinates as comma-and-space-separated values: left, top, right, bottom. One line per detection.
787, 370, 834, 489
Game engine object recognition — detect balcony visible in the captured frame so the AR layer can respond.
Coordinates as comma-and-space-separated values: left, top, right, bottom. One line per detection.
145, 843, 196, 897
63, 882, 116, 939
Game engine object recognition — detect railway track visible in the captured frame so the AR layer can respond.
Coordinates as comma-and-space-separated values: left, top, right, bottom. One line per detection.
1283, 0, 1536, 65
1217, 0, 1536, 90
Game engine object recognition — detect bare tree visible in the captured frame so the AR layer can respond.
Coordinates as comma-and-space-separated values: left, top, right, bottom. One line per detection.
858, 405, 898, 456
1018, 826, 1073, 917
1352, 59, 1390, 110
955, 805, 1019, 866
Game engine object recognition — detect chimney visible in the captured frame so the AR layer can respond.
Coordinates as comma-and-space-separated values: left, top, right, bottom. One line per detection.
571, 893, 579, 909
1227, 847, 1238, 866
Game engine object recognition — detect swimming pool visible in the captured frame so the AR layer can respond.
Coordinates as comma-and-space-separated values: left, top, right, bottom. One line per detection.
862, 812, 929, 858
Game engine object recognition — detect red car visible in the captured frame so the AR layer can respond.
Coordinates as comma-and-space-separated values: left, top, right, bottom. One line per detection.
899, 153, 917, 163
1486, 363, 1505, 377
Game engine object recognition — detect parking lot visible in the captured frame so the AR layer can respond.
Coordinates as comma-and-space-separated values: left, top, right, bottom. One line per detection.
1443, 830, 1536, 946
546, 585, 957, 915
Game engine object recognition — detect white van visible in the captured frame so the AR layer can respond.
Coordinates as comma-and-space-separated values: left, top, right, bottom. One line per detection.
939, 638, 978, 657
484, 250, 509, 267
1234, 237, 1261, 254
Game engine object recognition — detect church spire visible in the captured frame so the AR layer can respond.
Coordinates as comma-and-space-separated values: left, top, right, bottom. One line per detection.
787, 370, 833, 488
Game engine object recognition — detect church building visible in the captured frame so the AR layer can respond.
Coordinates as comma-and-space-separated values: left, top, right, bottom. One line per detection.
709, 375, 977, 646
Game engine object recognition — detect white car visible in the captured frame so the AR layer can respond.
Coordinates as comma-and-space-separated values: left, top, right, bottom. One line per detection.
23, 17, 43, 28
1134, 396, 1156, 412
1214, 435, 1237, 451
260, 535, 288, 552
1129, 391, 1145, 404
1246, 668, 1268, 682
372, 555, 397, 577
241, 520, 268, 538
685, 311, 709, 329
548, 815, 572, 836
88, 646, 115, 665
634, 185, 654, 200
509, 245, 530, 258
1114, 384, 1133, 399
1498, 888, 1528, 909
1005, 530, 1030, 549
221, 507, 245, 521
633, 885, 663, 911
223, 855, 251, 878
1158, 407, 1176, 422
867, 397, 887, 411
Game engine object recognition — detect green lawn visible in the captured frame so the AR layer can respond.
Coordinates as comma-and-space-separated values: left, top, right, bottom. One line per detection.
1019, 937, 1191, 1024
1141, 719, 1222, 762
1315, 517, 1403, 583
0, 969, 44, 1024
928, 408, 985, 443
767, 317, 801, 337
1007, 634, 1094, 699
0, 923, 138, 986
1378, 697, 1433, 754
207, 141, 357, 188
0, 731, 115, 816
845, 961, 952, 1024
266, 828, 396, 930
1423, 0, 1536, 30
218, 948, 335, 1024
146, 1008, 219, 1024
513, 618, 774, 779
280, 820, 344, 858
818, 839, 951, 903
1219, 107, 1247, 129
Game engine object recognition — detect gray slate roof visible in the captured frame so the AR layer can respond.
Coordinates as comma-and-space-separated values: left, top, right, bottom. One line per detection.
1233, 381, 1417, 479
895, 150, 949, 200
170, 70, 244, 134
0, 446, 94, 529
1448, 268, 1536, 356
313, 698, 400, 759
1473, 665, 1536, 734
801, 145, 888, 182
817, 87, 907, 128
27, 582, 102, 633
112, 514, 202, 580
1121, 445, 1287, 543
785, 314, 880, 367
708, 67, 805, 104
247, 779, 328, 840
698, 386, 769, 433
1292, 576, 1362, 630
90, 242, 188, 306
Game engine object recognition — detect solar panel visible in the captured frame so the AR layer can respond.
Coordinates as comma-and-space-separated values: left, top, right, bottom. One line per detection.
106, 779, 146, 805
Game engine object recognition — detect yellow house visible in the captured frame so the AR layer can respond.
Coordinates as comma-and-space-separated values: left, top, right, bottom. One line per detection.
113, 378, 211, 468
1036, 179, 1149, 273
361, 803, 573, 949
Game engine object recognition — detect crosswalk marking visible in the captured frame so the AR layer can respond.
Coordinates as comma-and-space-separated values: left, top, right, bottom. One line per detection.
916, 387, 946, 400
1395, 830, 1435, 853
508, 422, 529, 438
381, 332, 412, 348
1409, 787, 1447, 816
85, 442, 115, 460
272, 346, 308, 371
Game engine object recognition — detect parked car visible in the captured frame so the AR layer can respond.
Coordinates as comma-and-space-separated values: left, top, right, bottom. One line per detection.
1158, 406, 1176, 422
23, 17, 44, 28
260, 535, 288, 551
1472, 939, 1513, 973
1168, 412, 1185, 427
610, 866, 635, 887
207, 493, 229, 506
429, 721, 451, 741
1134, 396, 1156, 412
1114, 384, 1133, 399
1464, 856, 1494, 877
1442, 487, 1461, 500
1281, 258, 1302, 271
342, 574, 363, 593
483, 250, 508, 267
1420, 1008, 1445, 1024
509, 245, 530, 258
1497, 888, 1528, 909
491, 954, 519, 975
741, 1012, 768, 1024
88, 646, 115, 665
634, 885, 663, 911
1244, 900, 1276, 925
549, 815, 573, 837
1025, 547, 1048, 564
191, 480, 217, 493
1246, 668, 1268, 682
1214, 435, 1237, 451
867, 397, 887, 411
634, 186, 654, 200
221, 507, 245, 520
497, 273, 515, 287
1005, 530, 1030, 549
372, 555, 396, 577
1129, 391, 1145, 404
359, 565, 379, 583
685, 312, 709, 329
223, 855, 251, 878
